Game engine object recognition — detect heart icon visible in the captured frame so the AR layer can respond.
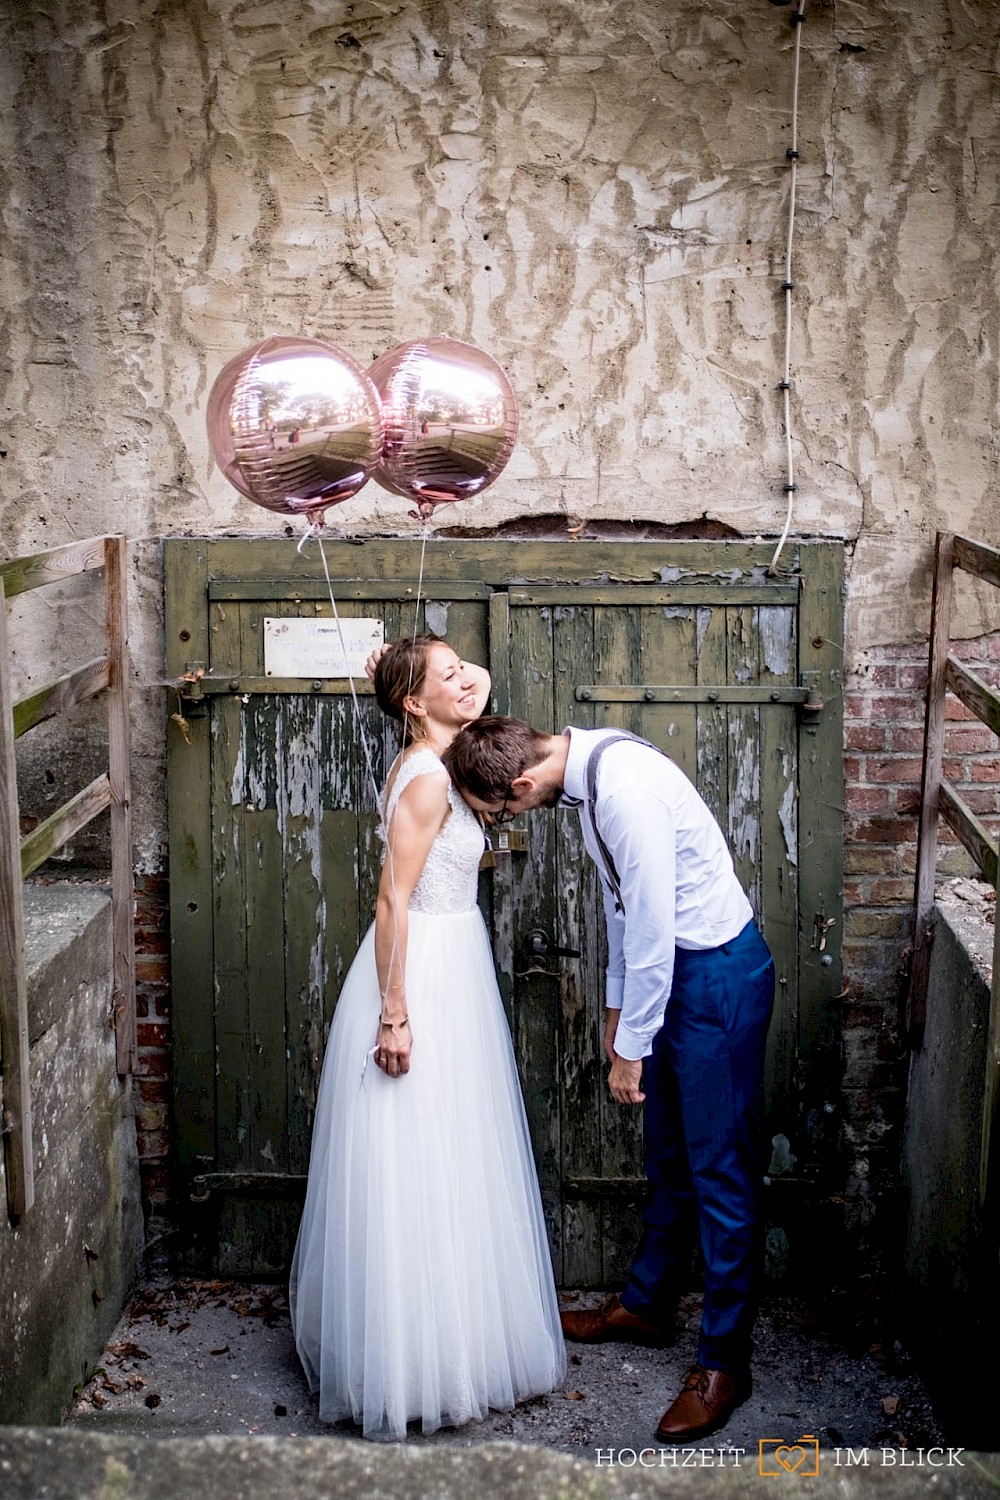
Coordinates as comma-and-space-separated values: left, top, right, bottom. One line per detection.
774, 1445, 808, 1472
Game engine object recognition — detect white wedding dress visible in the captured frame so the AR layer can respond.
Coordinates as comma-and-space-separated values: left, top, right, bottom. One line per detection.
289, 747, 565, 1439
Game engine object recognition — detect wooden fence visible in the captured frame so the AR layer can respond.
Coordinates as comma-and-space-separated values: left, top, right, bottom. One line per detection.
0, 536, 134, 1218
910, 531, 1000, 1202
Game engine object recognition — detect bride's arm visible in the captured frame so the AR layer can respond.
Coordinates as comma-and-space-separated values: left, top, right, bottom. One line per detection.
373, 769, 450, 1077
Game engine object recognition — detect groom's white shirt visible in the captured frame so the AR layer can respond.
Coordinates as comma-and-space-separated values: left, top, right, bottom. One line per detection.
560, 727, 753, 1062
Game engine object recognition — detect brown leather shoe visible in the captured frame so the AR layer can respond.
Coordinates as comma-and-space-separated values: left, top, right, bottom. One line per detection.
560, 1293, 674, 1348
655, 1364, 751, 1441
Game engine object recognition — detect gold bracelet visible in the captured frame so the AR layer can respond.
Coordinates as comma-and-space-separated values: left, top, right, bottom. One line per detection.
379, 1015, 410, 1032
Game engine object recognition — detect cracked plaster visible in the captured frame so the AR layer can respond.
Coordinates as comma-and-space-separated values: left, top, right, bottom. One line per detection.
0, 0, 998, 865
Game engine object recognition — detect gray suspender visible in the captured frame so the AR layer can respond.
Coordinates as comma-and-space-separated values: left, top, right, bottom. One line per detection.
584, 731, 659, 913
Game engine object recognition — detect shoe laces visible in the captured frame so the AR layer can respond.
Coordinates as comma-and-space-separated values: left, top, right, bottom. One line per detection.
681, 1364, 712, 1400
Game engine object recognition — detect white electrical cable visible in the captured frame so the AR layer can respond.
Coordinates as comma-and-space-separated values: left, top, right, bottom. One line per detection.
768, 3, 807, 577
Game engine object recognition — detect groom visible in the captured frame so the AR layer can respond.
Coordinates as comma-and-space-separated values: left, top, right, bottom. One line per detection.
442, 717, 775, 1442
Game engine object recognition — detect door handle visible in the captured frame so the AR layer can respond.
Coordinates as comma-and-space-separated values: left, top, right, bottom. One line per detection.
528, 928, 580, 959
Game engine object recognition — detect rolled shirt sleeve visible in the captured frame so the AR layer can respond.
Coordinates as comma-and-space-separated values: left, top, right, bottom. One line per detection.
601, 877, 626, 1012
599, 784, 678, 1061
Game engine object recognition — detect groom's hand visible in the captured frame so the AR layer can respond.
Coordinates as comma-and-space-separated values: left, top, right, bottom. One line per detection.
608, 1053, 645, 1106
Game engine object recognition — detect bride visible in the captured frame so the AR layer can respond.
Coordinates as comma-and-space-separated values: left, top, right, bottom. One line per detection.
289, 635, 565, 1439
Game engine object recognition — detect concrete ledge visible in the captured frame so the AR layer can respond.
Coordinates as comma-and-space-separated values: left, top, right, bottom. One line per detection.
22, 882, 115, 1043
0, 883, 144, 1425
0, 1431, 996, 1500
902, 895, 998, 1447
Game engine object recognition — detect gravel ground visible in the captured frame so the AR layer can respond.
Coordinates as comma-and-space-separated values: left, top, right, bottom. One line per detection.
67, 1279, 947, 1459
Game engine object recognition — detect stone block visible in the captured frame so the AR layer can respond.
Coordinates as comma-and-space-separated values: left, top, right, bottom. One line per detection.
902, 898, 998, 1446
0, 885, 144, 1425
0, 1429, 983, 1500
21, 883, 112, 1043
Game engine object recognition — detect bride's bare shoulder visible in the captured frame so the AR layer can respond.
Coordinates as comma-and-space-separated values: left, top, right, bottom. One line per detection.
383, 747, 448, 808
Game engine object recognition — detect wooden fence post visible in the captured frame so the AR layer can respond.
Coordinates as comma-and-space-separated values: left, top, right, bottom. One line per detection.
908, 531, 955, 1038
0, 578, 34, 1216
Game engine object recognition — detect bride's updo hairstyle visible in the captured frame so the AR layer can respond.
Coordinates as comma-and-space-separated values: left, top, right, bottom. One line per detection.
374, 634, 444, 745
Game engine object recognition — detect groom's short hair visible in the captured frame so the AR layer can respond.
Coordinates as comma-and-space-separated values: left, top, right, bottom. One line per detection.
442, 716, 550, 802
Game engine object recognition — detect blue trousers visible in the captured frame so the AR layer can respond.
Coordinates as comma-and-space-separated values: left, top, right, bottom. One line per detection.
620, 919, 775, 1370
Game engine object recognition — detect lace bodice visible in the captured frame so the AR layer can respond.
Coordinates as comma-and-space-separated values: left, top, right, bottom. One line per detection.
381, 747, 485, 914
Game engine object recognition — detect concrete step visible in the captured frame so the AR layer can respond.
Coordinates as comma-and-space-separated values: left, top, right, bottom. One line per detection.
0, 1428, 996, 1500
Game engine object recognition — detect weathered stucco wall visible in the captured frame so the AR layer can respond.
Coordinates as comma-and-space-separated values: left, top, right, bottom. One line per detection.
1, 0, 999, 869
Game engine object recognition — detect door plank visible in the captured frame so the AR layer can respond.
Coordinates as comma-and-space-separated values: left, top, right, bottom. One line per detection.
244, 600, 290, 1182
508, 602, 563, 1281
319, 694, 363, 1073
593, 605, 640, 737
695, 606, 729, 828
211, 601, 252, 1175
758, 606, 800, 1125
553, 606, 605, 1287
281, 692, 327, 1175
639, 603, 698, 778
194, 537, 780, 587
726, 605, 763, 920
485, 591, 513, 1030
592, 605, 644, 1284
243, 695, 288, 1174
165, 541, 217, 1169
795, 545, 845, 1101
422, 595, 488, 665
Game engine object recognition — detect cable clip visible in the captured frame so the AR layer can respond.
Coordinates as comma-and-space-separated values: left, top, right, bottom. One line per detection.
778, 379, 792, 391
781, 280, 795, 291
783, 483, 797, 493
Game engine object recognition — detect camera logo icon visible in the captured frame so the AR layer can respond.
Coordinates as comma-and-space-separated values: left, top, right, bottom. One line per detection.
759, 1435, 821, 1477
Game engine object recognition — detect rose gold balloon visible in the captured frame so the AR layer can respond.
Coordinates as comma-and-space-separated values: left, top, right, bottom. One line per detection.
206, 336, 384, 524
368, 337, 519, 519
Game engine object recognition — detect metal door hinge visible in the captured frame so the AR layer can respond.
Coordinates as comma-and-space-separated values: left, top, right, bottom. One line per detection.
189, 1171, 307, 1203
798, 671, 825, 718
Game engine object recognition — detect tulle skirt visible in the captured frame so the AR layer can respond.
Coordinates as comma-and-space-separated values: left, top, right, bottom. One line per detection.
289, 907, 565, 1439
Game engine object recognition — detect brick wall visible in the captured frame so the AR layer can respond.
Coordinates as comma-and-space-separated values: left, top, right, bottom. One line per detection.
839, 632, 1000, 1266
132, 872, 175, 1257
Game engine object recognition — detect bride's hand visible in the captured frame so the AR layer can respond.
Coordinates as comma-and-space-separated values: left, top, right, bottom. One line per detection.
365, 643, 392, 682
375, 1014, 411, 1077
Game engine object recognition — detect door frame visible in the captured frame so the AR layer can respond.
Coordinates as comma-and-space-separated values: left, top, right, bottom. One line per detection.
164, 536, 844, 1273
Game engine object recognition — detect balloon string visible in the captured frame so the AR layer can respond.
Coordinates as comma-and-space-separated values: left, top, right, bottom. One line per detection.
414, 522, 430, 638
313, 531, 383, 830
399, 520, 431, 748
306, 529, 395, 1076
311, 517, 432, 1076
296, 519, 323, 556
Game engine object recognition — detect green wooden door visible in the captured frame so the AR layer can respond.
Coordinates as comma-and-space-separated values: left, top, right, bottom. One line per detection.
165, 539, 843, 1279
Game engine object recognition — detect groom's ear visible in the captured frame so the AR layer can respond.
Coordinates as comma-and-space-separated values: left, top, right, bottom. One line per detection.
510, 772, 536, 793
